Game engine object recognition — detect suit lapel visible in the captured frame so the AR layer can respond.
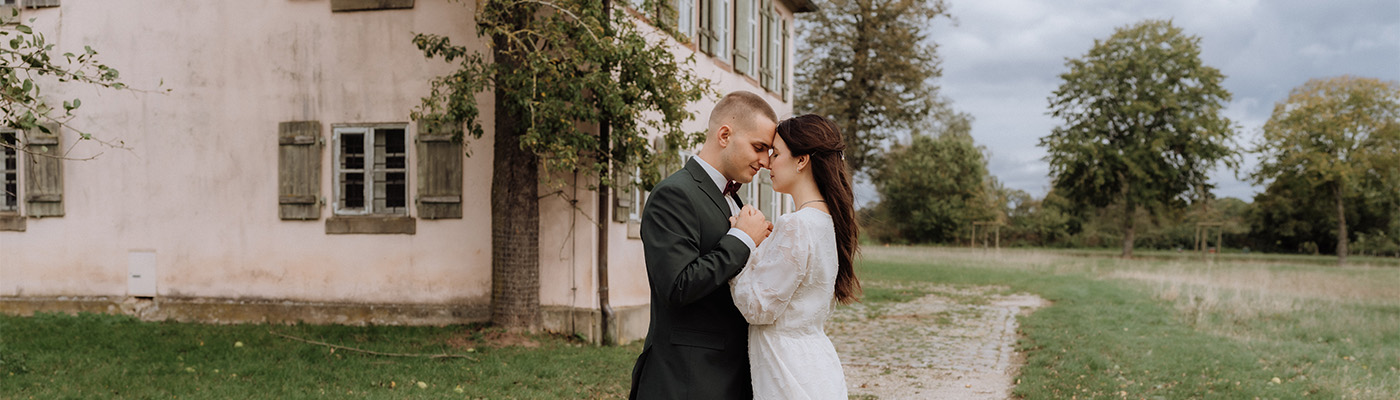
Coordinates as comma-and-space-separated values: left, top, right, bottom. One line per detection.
685, 159, 731, 217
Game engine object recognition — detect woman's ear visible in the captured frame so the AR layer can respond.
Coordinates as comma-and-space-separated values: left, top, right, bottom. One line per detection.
797, 154, 810, 172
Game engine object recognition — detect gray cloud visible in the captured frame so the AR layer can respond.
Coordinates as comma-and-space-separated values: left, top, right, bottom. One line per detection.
926, 0, 1400, 201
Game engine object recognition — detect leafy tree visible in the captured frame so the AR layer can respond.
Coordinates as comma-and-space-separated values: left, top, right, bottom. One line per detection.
795, 0, 951, 178
1250, 76, 1400, 265
1041, 19, 1238, 258
0, 10, 127, 153
872, 111, 990, 243
413, 0, 708, 330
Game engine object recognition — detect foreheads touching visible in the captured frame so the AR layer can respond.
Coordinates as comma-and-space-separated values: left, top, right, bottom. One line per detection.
708, 91, 778, 147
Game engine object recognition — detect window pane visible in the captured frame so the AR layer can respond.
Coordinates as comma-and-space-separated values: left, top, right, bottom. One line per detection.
372, 128, 408, 215
385, 172, 406, 209
3, 174, 15, 210
1, 132, 14, 211
381, 128, 406, 170
341, 133, 364, 170
342, 172, 364, 209
680, 0, 693, 37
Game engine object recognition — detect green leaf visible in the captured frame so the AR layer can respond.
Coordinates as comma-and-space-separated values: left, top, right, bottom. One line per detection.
15, 25, 30, 34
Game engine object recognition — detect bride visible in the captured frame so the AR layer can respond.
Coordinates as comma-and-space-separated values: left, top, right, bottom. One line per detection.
730, 114, 860, 399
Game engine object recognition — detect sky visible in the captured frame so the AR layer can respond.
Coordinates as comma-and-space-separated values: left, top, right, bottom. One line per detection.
914, 0, 1400, 202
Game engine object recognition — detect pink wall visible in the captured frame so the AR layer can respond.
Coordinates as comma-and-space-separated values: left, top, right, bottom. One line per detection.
1, 0, 494, 305
0, 0, 799, 336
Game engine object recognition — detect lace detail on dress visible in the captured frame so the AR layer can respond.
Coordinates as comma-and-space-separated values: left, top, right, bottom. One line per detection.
730, 212, 813, 325
729, 208, 847, 399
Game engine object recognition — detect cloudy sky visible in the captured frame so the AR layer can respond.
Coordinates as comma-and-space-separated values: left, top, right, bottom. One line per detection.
920, 0, 1400, 201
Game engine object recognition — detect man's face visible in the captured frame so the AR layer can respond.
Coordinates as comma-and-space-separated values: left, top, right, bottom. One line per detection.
722, 115, 776, 184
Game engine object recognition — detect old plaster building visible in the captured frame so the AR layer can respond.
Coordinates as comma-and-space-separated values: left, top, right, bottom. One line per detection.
0, 0, 812, 343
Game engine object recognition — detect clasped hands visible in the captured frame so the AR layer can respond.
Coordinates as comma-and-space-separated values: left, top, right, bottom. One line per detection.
729, 205, 775, 247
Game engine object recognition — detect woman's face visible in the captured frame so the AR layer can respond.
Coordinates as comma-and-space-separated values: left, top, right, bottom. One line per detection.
768, 133, 803, 195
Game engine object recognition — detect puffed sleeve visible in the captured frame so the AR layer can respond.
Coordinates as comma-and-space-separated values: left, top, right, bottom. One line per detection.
729, 214, 812, 325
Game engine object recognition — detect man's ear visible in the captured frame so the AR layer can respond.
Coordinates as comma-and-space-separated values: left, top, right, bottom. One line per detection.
717, 125, 732, 147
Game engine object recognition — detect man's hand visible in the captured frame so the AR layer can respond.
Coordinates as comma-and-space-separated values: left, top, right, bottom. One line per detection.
732, 205, 772, 247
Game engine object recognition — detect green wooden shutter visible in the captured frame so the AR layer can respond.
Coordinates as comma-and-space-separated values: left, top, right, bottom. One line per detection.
278, 121, 322, 220
23, 122, 62, 217
733, 0, 752, 75
416, 120, 463, 219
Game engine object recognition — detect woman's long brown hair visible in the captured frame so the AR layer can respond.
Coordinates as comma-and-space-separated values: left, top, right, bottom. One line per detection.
776, 114, 861, 304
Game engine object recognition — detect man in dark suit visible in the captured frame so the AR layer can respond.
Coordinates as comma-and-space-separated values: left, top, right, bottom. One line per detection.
629, 91, 779, 399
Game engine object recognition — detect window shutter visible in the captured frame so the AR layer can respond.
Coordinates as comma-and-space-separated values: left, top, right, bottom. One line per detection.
759, 0, 775, 90
709, 0, 725, 57
23, 122, 61, 217
781, 18, 790, 98
23, 0, 59, 8
330, 0, 413, 12
613, 166, 633, 223
662, 0, 679, 30
697, 0, 713, 54
278, 121, 322, 220
416, 121, 463, 219
654, 137, 681, 179
733, 0, 752, 75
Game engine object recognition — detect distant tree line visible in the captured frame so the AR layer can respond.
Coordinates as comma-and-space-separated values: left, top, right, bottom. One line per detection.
813, 16, 1399, 261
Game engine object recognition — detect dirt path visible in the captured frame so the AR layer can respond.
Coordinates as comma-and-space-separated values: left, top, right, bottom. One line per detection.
827, 283, 1047, 399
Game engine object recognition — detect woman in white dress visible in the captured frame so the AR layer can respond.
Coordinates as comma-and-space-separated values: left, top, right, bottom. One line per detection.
730, 114, 861, 400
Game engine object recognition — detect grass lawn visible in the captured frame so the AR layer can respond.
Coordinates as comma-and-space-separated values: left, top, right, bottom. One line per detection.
3, 247, 1396, 399
0, 315, 641, 399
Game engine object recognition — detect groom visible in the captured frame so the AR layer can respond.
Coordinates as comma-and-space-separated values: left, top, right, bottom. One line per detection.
629, 91, 779, 399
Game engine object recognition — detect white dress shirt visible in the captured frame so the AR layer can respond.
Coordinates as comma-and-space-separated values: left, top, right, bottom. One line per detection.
694, 156, 757, 252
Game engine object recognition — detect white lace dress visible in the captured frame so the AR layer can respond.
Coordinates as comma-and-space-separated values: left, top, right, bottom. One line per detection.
730, 208, 847, 400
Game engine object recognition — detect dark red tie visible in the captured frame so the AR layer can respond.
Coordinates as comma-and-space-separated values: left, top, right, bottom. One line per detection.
722, 180, 741, 196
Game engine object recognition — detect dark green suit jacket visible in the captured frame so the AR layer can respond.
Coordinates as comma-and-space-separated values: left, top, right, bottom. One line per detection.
629, 158, 752, 400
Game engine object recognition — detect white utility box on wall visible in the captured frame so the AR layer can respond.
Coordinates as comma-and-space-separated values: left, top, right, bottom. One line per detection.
128, 250, 157, 297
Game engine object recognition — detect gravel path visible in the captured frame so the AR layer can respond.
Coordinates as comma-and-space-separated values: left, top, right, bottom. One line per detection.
828, 283, 1047, 399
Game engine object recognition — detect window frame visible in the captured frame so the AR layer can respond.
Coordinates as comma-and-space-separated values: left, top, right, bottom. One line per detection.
715, 0, 729, 61
1, 130, 19, 214
678, 0, 694, 38
332, 124, 410, 217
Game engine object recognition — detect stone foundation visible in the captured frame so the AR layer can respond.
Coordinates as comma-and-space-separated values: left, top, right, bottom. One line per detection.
1, 296, 651, 345
0, 296, 490, 326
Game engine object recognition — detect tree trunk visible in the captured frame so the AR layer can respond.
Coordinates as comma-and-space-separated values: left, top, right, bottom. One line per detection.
1335, 182, 1348, 266
1120, 185, 1135, 259
489, 37, 541, 331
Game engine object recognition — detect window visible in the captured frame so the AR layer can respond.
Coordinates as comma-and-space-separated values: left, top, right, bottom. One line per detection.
715, 0, 729, 61
678, 0, 694, 38
330, 0, 412, 12
771, 11, 781, 90
746, 0, 758, 74
334, 125, 408, 216
1, 131, 16, 213
629, 166, 645, 222
3, 0, 60, 8
781, 17, 790, 98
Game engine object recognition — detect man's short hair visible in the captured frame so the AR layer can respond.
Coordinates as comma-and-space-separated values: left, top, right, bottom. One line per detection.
709, 91, 778, 132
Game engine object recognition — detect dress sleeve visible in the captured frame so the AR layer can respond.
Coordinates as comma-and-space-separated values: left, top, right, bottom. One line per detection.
729, 214, 812, 325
